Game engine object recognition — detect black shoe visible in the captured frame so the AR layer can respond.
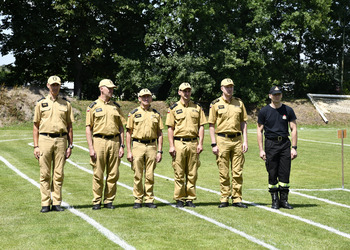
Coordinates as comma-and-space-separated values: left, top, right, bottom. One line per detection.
40, 206, 50, 213
218, 202, 229, 208
104, 203, 116, 209
51, 205, 64, 212
280, 201, 293, 209
232, 202, 248, 208
176, 200, 184, 208
144, 203, 157, 208
133, 203, 142, 209
92, 204, 101, 210
186, 201, 196, 208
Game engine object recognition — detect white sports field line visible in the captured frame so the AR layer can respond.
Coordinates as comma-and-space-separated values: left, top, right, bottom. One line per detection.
73, 143, 350, 240
0, 156, 135, 250
66, 158, 278, 250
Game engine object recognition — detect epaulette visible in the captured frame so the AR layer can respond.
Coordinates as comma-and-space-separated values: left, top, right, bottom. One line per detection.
234, 97, 242, 102
37, 97, 45, 102
152, 108, 160, 114
169, 103, 178, 110
62, 97, 71, 103
194, 102, 203, 108
89, 102, 97, 108
113, 101, 120, 108
130, 108, 138, 114
211, 98, 220, 105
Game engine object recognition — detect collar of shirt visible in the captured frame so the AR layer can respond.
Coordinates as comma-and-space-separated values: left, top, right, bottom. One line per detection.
140, 105, 151, 111
221, 96, 233, 104
98, 97, 111, 105
179, 100, 191, 108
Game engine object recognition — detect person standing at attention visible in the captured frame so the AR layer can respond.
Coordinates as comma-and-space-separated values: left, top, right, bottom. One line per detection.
166, 82, 207, 208
257, 86, 297, 209
33, 75, 74, 213
208, 78, 248, 208
86, 79, 126, 210
126, 88, 163, 209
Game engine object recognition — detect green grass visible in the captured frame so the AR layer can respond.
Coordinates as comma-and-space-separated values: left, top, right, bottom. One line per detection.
1, 125, 350, 249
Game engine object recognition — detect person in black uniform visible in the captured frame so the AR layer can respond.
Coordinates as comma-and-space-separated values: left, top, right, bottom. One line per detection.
257, 86, 297, 209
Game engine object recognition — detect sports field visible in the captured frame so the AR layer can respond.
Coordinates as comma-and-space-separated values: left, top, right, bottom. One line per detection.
1, 125, 349, 249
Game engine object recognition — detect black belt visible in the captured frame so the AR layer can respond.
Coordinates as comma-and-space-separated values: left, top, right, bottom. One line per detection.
266, 136, 288, 142
217, 132, 241, 138
40, 133, 67, 138
133, 138, 156, 144
93, 134, 119, 139
174, 137, 197, 142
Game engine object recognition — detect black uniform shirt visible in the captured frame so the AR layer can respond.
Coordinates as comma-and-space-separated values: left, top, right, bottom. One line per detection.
257, 104, 297, 138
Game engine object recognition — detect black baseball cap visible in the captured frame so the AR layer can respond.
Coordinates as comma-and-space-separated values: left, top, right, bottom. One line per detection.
269, 86, 282, 95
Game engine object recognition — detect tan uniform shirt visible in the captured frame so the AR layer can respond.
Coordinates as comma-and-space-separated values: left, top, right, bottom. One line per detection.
208, 96, 247, 133
86, 98, 126, 135
166, 100, 207, 137
126, 106, 163, 139
33, 95, 74, 133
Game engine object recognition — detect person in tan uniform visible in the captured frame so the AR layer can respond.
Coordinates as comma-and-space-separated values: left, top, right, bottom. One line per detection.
126, 88, 163, 209
33, 75, 74, 213
86, 79, 126, 210
208, 78, 248, 208
166, 82, 207, 208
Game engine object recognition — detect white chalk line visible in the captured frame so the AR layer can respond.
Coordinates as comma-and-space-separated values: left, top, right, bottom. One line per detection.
0, 156, 135, 250
66, 159, 278, 250
73, 144, 350, 240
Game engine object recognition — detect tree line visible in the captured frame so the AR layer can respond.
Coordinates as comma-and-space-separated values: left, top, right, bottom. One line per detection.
0, 0, 349, 105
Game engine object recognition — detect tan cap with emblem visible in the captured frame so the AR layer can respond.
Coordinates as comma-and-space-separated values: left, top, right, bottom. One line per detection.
47, 76, 61, 85
138, 88, 152, 97
221, 78, 234, 86
99, 79, 116, 88
179, 82, 192, 91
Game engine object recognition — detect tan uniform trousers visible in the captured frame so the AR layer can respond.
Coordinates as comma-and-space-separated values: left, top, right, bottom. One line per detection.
216, 136, 245, 203
91, 136, 120, 205
131, 141, 157, 203
172, 140, 200, 201
39, 135, 67, 206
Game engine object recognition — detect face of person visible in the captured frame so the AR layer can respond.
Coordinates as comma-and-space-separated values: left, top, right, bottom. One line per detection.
100, 86, 114, 99
221, 84, 234, 97
178, 88, 191, 102
269, 93, 282, 102
47, 83, 61, 97
138, 94, 152, 108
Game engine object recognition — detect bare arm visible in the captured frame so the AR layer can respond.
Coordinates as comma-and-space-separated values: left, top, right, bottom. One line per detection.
119, 125, 125, 158
290, 120, 298, 160
240, 121, 248, 153
156, 129, 163, 163
168, 126, 176, 158
33, 122, 40, 160
126, 128, 133, 162
86, 125, 96, 161
197, 125, 204, 154
209, 124, 218, 156
65, 122, 73, 159
257, 123, 266, 161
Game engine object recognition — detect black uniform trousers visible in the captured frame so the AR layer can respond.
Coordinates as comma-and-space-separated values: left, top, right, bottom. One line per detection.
265, 138, 291, 185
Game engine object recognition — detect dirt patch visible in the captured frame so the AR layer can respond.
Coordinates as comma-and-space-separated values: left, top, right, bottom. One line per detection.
1, 87, 349, 127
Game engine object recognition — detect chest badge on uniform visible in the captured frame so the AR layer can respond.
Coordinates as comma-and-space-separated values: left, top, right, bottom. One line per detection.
218, 105, 225, 109
282, 115, 287, 120
176, 109, 183, 114
96, 108, 103, 112
135, 114, 142, 118
42, 103, 48, 107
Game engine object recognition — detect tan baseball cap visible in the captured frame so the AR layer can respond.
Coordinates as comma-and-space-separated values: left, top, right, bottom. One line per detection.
138, 88, 152, 97
47, 76, 61, 85
179, 82, 192, 91
221, 78, 234, 86
99, 79, 116, 88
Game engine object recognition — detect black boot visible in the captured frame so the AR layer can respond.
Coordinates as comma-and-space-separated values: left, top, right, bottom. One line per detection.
279, 187, 293, 209
269, 188, 280, 209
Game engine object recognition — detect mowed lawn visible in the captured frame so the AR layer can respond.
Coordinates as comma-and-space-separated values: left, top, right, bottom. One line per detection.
0, 124, 349, 249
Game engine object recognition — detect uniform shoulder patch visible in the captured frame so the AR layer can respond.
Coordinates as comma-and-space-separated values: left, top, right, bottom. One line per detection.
62, 97, 71, 103
113, 101, 121, 108
130, 108, 138, 114
152, 108, 160, 114
211, 98, 220, 105
37, 97, 45, 102
169, 103, 178, 110
89, 102, 97, 108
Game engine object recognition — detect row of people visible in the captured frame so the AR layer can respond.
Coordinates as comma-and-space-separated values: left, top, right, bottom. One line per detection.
33, 76, 297, 213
